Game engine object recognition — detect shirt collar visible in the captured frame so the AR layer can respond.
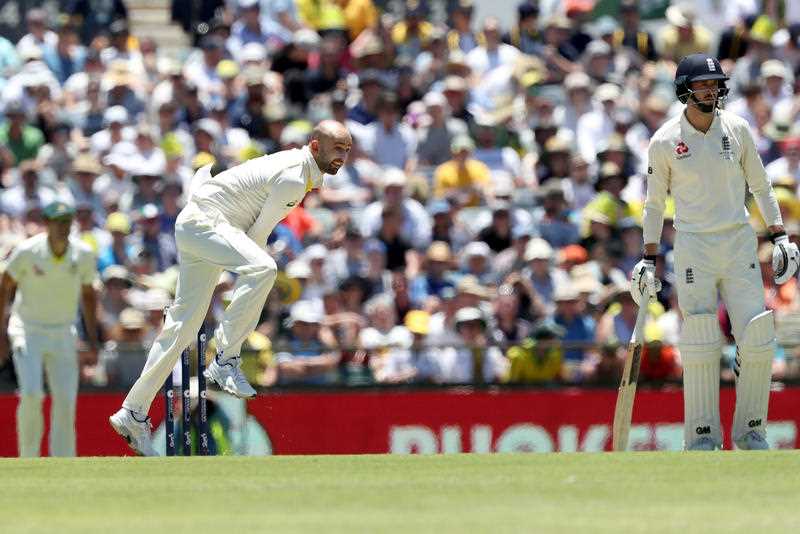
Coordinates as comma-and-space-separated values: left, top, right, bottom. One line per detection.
301, 145, 324, 192
680, 108, 720, 137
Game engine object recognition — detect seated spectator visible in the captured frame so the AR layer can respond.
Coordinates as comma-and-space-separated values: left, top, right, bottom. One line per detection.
552, 285, 596, 382
534, 181, 580, 248
521, 238, 568, 307
0, 160, 57, 219
359, 293, 413, 380
437, 306, 508, 384
98, 265, 133, 337
377, 310, 441, 384
359, 167, 432, 249
362, 92, 417, 170
433, 135, 491, 206
506, 321, 565, 384
97, 308, 150, 387
375, 206, 414, 272
411, 241, 457, 304
489, 284, 533, 347
127, 204, 178, 272
416, 91, 468, 168
458, 241, 496, 286
275, 301, 340, 385
639, 322, 681, 384
477, 202, 513, 253
98, 212, 133, 272
0, 101, 45, 164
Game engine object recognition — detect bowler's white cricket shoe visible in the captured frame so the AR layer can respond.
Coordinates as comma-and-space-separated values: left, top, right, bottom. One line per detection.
735, 430, 769, 451
203, 354, 256, 398
109, 408, 158, 456
686, 437, 718, 451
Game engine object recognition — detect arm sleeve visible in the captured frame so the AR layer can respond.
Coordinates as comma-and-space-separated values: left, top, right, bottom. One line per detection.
642, 139, 671, 245
79, 250, 98, 285
740, 124, 783, 228
4, 248, 28, 282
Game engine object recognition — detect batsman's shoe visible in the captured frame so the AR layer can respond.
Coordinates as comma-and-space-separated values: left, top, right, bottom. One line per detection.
735, 430, 769, 451
109, 408, 157, 456
686, 437, 718, 451
203, 354, 256, 398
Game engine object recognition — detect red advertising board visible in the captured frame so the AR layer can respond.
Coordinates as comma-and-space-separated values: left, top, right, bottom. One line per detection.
0, 387, 797, 456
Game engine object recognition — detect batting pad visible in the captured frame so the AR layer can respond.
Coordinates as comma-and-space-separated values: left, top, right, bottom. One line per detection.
679, 314, 723, 448
733, 310, 775, 443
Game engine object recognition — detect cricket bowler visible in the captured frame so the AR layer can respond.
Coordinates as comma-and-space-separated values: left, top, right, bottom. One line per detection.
110, 120, 352, 455
0, 201, 100, 456
631, 54, 799, 450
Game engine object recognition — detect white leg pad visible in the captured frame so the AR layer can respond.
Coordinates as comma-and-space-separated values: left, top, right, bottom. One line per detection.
679, 314, 723, 448
733, 310, 775, 443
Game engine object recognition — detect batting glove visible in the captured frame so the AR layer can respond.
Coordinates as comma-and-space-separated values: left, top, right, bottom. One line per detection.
630, 256, 661, 306
771, 232, 800, 285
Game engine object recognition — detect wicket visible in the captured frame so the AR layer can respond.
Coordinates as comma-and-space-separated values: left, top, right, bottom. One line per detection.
164, 328, 210, 456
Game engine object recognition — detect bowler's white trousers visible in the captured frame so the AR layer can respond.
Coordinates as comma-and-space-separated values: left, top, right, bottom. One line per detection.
123, 201, 278, 415
9, 317, 78, 457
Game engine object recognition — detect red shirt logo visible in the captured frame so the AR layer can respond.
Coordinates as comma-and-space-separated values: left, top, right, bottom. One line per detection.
676, 141, 689, 155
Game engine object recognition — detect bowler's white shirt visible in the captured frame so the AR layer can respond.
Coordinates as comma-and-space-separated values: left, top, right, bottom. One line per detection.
5, 233, 96, 326
643, 109, 782, 244
190, 146, 323, 246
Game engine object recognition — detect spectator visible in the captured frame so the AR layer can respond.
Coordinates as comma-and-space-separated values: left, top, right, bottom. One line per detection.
489, 284, 532, 347
552, 284, 596, 382
376, 310, 440, 383
275, 301, 340, 385
506, 320, 565, 384
416, 91, 468, 168
359, 293, 413, 381
1, 161, 56, 219
433, 135, 490, 206
411, 241, 457, 304
0, 101, 45, 164
659, 4, 713, 63
362, 92, 417, 170
437, 306, 508, 384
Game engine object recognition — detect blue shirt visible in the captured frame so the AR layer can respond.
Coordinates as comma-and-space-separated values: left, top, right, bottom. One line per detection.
554, 313, 595, 362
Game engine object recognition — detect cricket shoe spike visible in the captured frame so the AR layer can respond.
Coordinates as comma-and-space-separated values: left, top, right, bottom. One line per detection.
686, 437, 718, 451
735, 430, 769, 451
203, 353, 256, 399
109, 408, 158, 456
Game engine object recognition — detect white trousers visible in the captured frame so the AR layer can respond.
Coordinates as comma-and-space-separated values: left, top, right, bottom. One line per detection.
123, 201, 277, 415
673, 224, 768, 445
673, 224, 765, 340
9, 318, 78, 457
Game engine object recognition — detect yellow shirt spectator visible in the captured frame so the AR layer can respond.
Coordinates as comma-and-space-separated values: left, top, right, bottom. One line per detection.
296, 0, 346, 32
506, 338, 563, 383
433, 136, 491, 205
338, 0, 378, 41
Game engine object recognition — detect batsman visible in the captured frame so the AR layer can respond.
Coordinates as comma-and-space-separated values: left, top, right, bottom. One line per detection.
632, 54, 799, 451
110, 120, 352, 455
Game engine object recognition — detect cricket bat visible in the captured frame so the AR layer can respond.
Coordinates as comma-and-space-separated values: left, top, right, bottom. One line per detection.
612, 300, 649, 451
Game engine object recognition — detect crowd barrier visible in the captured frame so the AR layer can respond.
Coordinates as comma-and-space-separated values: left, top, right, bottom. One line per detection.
1, 386, 797, 456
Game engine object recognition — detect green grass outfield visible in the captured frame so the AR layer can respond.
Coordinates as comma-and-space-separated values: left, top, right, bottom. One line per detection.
3, 452, 799, 533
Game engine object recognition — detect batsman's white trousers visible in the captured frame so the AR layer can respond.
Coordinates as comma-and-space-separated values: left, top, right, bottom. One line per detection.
122, 201, 277, 415
9, 317, 78, 457
672, 224, 765, 340
673, 224, 769, 445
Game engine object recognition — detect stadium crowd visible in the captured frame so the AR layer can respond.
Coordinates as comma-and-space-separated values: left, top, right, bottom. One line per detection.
1, 0, 800, 390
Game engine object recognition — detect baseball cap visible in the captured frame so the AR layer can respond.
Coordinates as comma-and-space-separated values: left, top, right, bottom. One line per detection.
564, 71, 591, 90
463, 241, 491, 258
596, 83, 622, 102
524, 238, 554, 261
43, 201, 76, 220
102, 265, 132, 284
288, 300, 323, 325
104, 105, 129, 125
450, 135, 475, 153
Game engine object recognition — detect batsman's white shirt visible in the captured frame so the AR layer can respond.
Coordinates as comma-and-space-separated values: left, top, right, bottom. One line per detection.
5, 233, 96, 326
643, 108, 782, 245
